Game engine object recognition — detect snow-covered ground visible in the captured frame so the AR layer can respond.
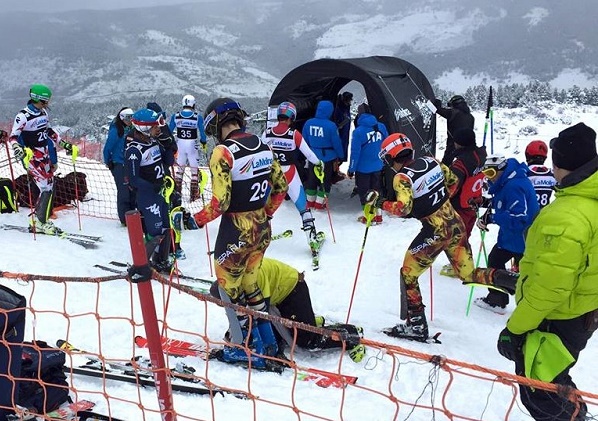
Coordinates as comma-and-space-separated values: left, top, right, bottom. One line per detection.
1, 104, 597, 420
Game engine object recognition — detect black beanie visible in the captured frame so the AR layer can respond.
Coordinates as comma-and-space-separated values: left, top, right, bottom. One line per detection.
146, 102, 166, 117
550, 122, 597, 171
453, 128, 476, 147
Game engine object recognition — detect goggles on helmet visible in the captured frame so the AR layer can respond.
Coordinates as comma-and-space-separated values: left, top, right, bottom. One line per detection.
203, 101, 242, 132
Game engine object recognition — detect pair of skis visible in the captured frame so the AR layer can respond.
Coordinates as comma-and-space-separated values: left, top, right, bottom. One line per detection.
58, 339, 249, 399
134, 335, 358, 389
1, 223, 102, 249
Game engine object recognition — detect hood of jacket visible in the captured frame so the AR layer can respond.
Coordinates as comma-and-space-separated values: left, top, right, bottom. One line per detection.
556, 156, 598, 201
356, 113, 378, 129
315, 100, 334, 120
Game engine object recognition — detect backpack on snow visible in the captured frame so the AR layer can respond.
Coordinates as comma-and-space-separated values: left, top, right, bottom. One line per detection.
0, 178, 17, 213
14, 172, 88, 209
19, 341, 71, 413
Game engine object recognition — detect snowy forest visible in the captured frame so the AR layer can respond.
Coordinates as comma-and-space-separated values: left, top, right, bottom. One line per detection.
1, 82, 596, 143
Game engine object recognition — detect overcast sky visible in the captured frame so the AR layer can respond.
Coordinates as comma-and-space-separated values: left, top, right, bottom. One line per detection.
3, 0, 196, 12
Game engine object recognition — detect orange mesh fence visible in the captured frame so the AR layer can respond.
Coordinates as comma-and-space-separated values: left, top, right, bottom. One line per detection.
0, 138, 211, 219
1, 269, 597, 420
2, 134, 598, 420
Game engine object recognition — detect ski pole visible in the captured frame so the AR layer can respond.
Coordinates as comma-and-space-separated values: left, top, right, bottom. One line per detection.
466, 210, 489, 316
3, 136, 19, 211
345, 199, 376, 324
198, 167, 213, 276
70, 144, 82, 231
314, 163, 336, 243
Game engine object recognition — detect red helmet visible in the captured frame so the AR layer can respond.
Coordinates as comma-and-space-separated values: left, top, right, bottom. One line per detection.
525, 140, 548, 163
379, 133, 413, 164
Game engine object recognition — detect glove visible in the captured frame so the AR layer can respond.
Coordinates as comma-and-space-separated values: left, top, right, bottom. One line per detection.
497, 327, 526, 362
347, 171, 355, 179
433, 98, 442, 110
365, 190, 385, 209
61, 141, 74, 155
127, 264, 153, 283
476, 210, 493, 231
11, 142, 25, 162
193, 213, 206, 229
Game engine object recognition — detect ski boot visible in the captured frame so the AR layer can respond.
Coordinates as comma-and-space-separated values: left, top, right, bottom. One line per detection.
29, 219, 60, 235
384, 307, 429, 342
472, 268, 518, 295
256, 319, 279, 357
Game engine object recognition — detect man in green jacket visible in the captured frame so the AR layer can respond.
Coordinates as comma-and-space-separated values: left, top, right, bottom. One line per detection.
496, 122, 598, 421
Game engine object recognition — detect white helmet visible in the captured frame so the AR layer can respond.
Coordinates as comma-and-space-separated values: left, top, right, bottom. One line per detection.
182, 94, 196, 108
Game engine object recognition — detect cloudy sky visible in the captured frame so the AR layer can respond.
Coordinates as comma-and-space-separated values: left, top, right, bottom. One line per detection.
3, 0, 196, 12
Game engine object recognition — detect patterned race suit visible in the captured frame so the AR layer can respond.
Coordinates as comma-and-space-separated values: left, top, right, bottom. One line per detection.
382, 156, 501, 319
194, 129, 287, 314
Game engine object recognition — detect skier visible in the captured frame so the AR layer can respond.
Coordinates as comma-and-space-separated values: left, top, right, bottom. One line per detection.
433, 95, 475, 165
474, 155, 539, 313
169, 94, 207, 201
497, 122, 598, 421
194, 97, 288, 368
332, 91, 353, 182
209, 257, 366, 363
147, 101, 189, 259
366, 133, 519, 342
348, 110, 388, 224
524, 140, 556, 209
8, 84, 78, 234
440, 128, 487, 277
103, 107, 136, 226
261, 101, 324, 264
125, 108, 174, 273
302, 100, 344, 209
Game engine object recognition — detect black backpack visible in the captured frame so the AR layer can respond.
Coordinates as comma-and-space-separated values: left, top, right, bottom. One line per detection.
0, 178, 17, 213
19, 341, 71, 413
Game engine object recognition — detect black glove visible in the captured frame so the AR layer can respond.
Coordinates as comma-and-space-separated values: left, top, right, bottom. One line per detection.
127, 263, 153, 283
107, 162, 115, 171
476, 209, 493, 231
497, 327, 526, 362
433, 98, 442, 110
365, 190, 385, 208
11, 142, 25, 162
347, 171, 355, 179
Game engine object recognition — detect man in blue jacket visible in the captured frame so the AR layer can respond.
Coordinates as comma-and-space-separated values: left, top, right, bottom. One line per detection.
348, 112, 388, 224
302, 100, 344, 210
103, 107, 135, 225
475, 155, 539, 312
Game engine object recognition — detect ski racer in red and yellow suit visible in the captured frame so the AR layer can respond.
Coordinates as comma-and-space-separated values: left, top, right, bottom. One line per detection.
193, 129, 288, 317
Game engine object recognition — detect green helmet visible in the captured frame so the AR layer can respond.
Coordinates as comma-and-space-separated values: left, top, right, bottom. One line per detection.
29, 84, 52, 102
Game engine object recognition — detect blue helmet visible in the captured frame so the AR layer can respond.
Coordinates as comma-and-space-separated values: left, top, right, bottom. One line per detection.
131, 108, 165, 134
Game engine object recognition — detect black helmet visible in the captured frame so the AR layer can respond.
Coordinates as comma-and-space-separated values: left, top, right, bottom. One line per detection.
203, 97, 247, 140
447, 95, 466, 108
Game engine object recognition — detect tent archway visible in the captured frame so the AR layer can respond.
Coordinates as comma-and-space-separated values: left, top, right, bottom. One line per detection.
269, 56, 437, 157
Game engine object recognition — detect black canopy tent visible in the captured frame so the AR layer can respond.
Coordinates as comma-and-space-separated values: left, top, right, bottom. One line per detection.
269, 56, 437, 157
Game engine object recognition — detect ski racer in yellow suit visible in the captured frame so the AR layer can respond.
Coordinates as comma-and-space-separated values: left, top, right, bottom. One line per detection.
193, 98, 288, 367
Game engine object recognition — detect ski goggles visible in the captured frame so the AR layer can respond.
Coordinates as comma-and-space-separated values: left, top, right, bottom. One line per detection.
203, 101, 243, 131
132, 115, 166, 134
481, 167, 498, 178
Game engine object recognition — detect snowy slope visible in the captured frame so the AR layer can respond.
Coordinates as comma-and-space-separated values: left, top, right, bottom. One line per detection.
1, 106, 597, 420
